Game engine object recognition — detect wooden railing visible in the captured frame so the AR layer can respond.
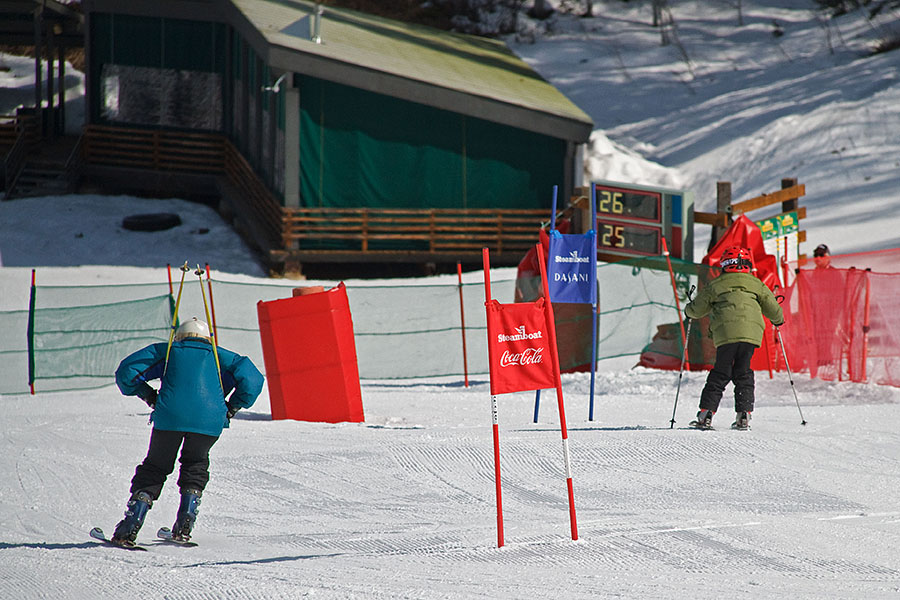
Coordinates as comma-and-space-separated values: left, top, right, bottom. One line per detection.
80, 124, 544, 262
695, 178, 807, 250
0, 115, 20, 149
64, 134, 85, 193
1, 112, 39, 194
83, 124, 225, 173
222, 141, 283, 246
282, 207, 545, 255
2, 124, 27, 194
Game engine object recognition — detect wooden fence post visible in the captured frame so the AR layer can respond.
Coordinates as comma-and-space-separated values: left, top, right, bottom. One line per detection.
781, 177, 799, 212
709, 181, 732, 251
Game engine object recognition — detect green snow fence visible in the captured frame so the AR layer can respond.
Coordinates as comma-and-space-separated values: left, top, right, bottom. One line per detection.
0, 258, 706, 395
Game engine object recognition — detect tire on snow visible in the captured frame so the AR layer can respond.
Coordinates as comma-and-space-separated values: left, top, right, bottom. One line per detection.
122, 213, 182, 232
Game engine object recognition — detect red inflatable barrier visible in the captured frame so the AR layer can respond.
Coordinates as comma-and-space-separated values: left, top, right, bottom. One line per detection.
257, 283, 364, 423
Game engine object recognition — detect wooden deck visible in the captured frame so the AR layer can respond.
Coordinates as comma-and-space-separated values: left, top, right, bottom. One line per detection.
77, 124, 542, 269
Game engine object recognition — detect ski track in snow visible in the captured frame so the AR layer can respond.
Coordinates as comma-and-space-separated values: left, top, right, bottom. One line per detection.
3, 371, 900, 599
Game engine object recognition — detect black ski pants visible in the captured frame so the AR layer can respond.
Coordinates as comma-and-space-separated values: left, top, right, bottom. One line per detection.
699, 341, 757, 414
130, 428, 219, 501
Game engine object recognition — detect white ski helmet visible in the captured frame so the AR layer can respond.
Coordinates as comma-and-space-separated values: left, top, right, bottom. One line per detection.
174, 317, 211, 342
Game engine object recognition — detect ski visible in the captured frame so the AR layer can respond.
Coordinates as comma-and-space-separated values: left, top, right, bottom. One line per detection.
89, 527, 147, 551
157, 527, 199, 547
688, 420, 714, 430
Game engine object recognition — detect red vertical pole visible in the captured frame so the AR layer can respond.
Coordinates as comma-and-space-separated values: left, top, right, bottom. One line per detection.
846, 268, 857, 382
536, 244, 578, 541
205, 263, 219, 343
457, 261, 469, 388
862, 269, 871, 381
482, 248, 504, 548
167, 263, 173, 296
662, 237, 689, 369
782, 237, 789, 287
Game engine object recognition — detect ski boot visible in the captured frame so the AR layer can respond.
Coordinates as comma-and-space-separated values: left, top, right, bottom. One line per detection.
690, 409, 714, 430
731, 411, 751, 430
171, 489, 202, 542
111, 490, 153, 546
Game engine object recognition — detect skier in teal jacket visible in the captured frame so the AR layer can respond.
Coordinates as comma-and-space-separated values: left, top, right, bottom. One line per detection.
110, 317, 264, 546
684, 246, 783, 430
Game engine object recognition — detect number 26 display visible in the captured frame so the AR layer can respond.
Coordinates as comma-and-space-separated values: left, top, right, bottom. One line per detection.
591, 181, 693, 261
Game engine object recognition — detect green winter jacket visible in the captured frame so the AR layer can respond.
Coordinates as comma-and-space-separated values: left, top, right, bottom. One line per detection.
684, 272, 784, 348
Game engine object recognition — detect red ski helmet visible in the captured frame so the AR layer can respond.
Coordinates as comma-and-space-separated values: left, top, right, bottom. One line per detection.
719, 246, 753, 273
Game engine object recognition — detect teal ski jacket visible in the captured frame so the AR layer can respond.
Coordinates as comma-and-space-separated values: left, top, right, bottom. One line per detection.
115, 338, 264, 437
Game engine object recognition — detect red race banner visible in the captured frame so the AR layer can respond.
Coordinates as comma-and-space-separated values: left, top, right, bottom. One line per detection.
483, 245, 578, 547
486, 297, 556, 395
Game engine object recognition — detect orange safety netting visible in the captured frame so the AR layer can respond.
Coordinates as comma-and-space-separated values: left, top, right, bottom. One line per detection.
780, 248, 900, 387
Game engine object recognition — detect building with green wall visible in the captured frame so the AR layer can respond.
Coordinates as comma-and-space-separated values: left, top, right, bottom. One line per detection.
83, 0, 593, 215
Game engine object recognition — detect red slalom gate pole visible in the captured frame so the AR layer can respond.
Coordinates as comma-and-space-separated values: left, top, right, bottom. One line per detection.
482, 248, 504, 548
536, 244, 578, 541
167, 263, 173, 296
457, 261, 469, 387
862, 269, 871, 381
662, 237, 689, 370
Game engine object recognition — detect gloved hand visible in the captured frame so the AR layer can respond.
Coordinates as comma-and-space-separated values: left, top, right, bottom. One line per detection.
137, 383, 157, 409
226, 401, 239, 421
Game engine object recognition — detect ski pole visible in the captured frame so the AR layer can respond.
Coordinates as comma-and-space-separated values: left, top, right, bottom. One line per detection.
670, 284, 695, 429
164, 261, 191, 375
776, 327, 807, 425
195, 264, 223, 391
205, 263, 219, 344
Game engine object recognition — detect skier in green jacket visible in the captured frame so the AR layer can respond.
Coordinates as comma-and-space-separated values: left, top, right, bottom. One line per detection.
684, 246, 784, 430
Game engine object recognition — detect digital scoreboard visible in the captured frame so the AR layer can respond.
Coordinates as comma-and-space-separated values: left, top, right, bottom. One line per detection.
591, 181, 693, 261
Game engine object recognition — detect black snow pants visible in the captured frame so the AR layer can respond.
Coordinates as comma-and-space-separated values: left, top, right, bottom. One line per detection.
130, 428, 219, 500
699, 341, 757, 414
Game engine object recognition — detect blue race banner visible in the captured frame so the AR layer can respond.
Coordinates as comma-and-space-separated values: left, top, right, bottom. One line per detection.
547, 230, 597, 304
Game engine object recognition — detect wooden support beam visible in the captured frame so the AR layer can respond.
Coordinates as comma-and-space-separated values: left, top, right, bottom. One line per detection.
693, 211, 730, 227
781, 177, 800, 213
731, 184, 805, 215
708, 181, 733, 251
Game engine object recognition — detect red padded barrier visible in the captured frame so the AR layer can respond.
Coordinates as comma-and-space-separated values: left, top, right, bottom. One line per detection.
257, 283, 364, 423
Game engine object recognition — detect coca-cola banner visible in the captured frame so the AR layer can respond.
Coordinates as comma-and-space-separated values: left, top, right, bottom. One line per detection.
547, 230, 597, 304
486, 298, 556, 395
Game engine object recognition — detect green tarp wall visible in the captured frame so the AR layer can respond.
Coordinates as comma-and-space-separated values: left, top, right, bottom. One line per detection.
297, 76, 566, 210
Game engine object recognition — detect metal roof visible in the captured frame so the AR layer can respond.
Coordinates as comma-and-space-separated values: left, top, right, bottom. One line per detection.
230, 0, 593, 142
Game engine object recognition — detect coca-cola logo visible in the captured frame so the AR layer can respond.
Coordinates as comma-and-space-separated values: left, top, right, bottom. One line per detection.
497, 325, 543, 343
499, 347, 544, 367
